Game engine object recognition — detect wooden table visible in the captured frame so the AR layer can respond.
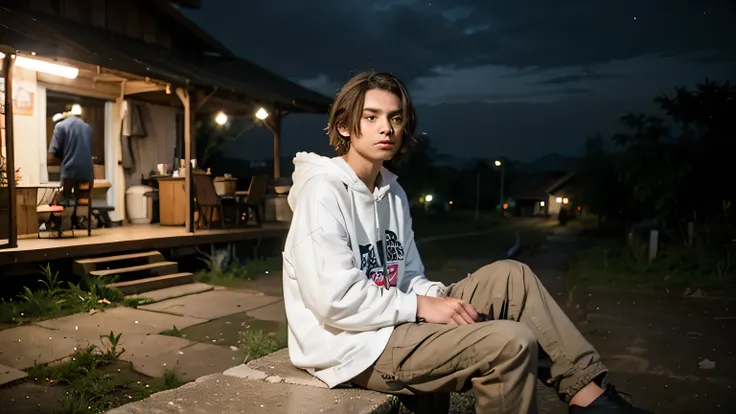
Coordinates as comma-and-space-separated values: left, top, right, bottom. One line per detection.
0, 184, 60, 239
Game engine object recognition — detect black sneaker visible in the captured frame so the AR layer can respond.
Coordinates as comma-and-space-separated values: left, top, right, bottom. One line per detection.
569, 384, 653, 413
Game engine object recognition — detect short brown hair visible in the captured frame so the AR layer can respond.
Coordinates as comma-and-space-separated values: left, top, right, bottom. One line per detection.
325, 71, 417, 164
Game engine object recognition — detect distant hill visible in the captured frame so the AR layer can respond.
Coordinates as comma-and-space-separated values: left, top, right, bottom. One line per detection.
435, 152, 582, 173
512, 153, 582, 173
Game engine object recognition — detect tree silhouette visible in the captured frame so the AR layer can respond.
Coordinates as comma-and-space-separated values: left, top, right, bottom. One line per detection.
578, 134, 622, 229
654, 78, 736, 224
611, 112, 690, 222
391, 133, 438, 200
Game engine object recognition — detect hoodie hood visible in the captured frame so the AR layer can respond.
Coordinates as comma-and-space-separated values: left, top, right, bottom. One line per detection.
288, 152, 398, 211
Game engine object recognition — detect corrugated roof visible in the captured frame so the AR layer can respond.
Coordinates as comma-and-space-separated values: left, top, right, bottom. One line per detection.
1, 7, 332, 114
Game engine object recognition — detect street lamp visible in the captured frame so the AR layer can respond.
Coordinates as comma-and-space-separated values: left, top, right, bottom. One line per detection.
494, 160, 505, 212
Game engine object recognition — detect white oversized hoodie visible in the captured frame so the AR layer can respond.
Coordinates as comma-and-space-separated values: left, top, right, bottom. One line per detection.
282, 152, 446, 388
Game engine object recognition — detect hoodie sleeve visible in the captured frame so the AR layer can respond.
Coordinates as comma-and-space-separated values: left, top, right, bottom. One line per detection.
397, 189, 448, 298
289, 176, 418, 331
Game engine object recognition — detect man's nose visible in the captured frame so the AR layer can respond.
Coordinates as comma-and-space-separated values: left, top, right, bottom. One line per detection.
378, 117, 393, 135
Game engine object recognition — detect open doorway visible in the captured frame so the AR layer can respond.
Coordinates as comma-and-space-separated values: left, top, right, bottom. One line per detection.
45, 91, 107, 182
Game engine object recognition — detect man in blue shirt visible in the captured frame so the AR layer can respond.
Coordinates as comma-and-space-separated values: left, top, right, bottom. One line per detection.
48, 112, 94, 231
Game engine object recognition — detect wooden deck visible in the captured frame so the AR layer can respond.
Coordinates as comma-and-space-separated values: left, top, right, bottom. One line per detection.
0, 223, 289, 266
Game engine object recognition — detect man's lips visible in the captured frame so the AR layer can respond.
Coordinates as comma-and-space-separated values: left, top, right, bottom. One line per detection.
376, 140, 395, 146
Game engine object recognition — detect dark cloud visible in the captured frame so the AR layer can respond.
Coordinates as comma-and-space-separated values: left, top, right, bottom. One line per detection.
184, 0, 735, 84
183, 1, 736, 162
536, 73, 625, 86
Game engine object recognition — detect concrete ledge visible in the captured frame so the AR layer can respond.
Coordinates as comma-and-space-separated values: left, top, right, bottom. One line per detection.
222, 349, 453, 413
106, 350, 397, 414
106, 349, 566, 413
224, 348, 329, 388
105, 373, 396, 414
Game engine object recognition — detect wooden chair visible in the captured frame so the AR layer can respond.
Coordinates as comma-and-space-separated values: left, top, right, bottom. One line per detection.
235, 174, 268, 227
37, 187, 67, 238
73, 181, 94, 236
38, 180, 93, 237
192, 173, 237, 229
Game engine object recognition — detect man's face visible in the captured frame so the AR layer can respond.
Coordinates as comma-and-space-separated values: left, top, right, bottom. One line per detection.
339, 88, 404, 164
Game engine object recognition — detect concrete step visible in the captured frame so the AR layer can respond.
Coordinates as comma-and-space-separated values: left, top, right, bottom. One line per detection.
125, 282, 213, 302
73, 250, 165, 277
90, 261, 179, 281
105, 373, 394, 414
109, 273, 194, 295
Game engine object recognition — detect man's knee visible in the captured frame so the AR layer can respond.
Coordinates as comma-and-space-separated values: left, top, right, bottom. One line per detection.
474, 259, 532, 284
478, 320, 538, 359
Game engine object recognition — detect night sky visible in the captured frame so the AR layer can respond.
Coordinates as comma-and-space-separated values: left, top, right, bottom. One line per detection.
182, 1, 736, 165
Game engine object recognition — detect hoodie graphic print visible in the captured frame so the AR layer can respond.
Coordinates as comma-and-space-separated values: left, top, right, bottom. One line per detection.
361, 229, 403, 288
281, 152, 446, 389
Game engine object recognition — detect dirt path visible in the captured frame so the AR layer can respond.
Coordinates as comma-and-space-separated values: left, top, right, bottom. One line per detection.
422, 223, 735, 413
529, 227, 735, 413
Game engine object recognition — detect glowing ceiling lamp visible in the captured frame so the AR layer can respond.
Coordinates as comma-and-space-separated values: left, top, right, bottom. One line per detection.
255, 107, 269, 120
0, 52, 79, 79
214, 111, 228, 125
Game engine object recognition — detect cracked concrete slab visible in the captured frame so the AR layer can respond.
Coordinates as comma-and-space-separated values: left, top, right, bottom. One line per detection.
246, 300, 286, 322
131, 342, 242, 382
138, 283, 215, 303
0, 325, 83, 370
0, 364, 28, 386
34, 307, 207, 338
140, 290, 282, 320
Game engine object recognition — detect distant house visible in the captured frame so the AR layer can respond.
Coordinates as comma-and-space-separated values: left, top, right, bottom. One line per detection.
510, 172, 578, 217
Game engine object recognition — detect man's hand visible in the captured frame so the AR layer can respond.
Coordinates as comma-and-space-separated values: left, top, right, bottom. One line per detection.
416, 295, 480, 326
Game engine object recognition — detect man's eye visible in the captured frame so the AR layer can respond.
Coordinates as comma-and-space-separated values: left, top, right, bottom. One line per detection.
392, 117, 403, 123
366, 116, 376, 121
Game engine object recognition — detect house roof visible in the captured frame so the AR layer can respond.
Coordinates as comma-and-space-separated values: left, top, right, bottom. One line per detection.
1, 6, 332, 114
512, 172, 577, 200
151, 0, 233, 58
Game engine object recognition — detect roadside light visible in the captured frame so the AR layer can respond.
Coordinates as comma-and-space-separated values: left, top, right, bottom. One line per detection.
425, 195, 434, 203
563, 197, 569, 205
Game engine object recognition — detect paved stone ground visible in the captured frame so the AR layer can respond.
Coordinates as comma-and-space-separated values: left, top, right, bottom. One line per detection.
0, 284, 287, 413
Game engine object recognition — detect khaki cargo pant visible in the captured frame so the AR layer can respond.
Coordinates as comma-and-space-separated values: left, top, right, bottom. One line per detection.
351, 260, 608, 413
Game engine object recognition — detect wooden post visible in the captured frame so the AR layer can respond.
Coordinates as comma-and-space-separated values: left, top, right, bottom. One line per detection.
2, 53, 18, 248
265, 109, 282, 180
175, 87, 193, 233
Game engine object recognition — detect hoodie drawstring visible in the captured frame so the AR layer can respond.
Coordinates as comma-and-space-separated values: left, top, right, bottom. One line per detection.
348, 190, 361, 270
374, 193, 390, 291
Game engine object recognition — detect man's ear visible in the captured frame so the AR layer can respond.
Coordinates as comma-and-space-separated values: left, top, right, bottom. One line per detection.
337, 126, 350, 137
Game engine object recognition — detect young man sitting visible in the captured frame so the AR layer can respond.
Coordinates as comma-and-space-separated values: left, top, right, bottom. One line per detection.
281, 71, 652, 413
